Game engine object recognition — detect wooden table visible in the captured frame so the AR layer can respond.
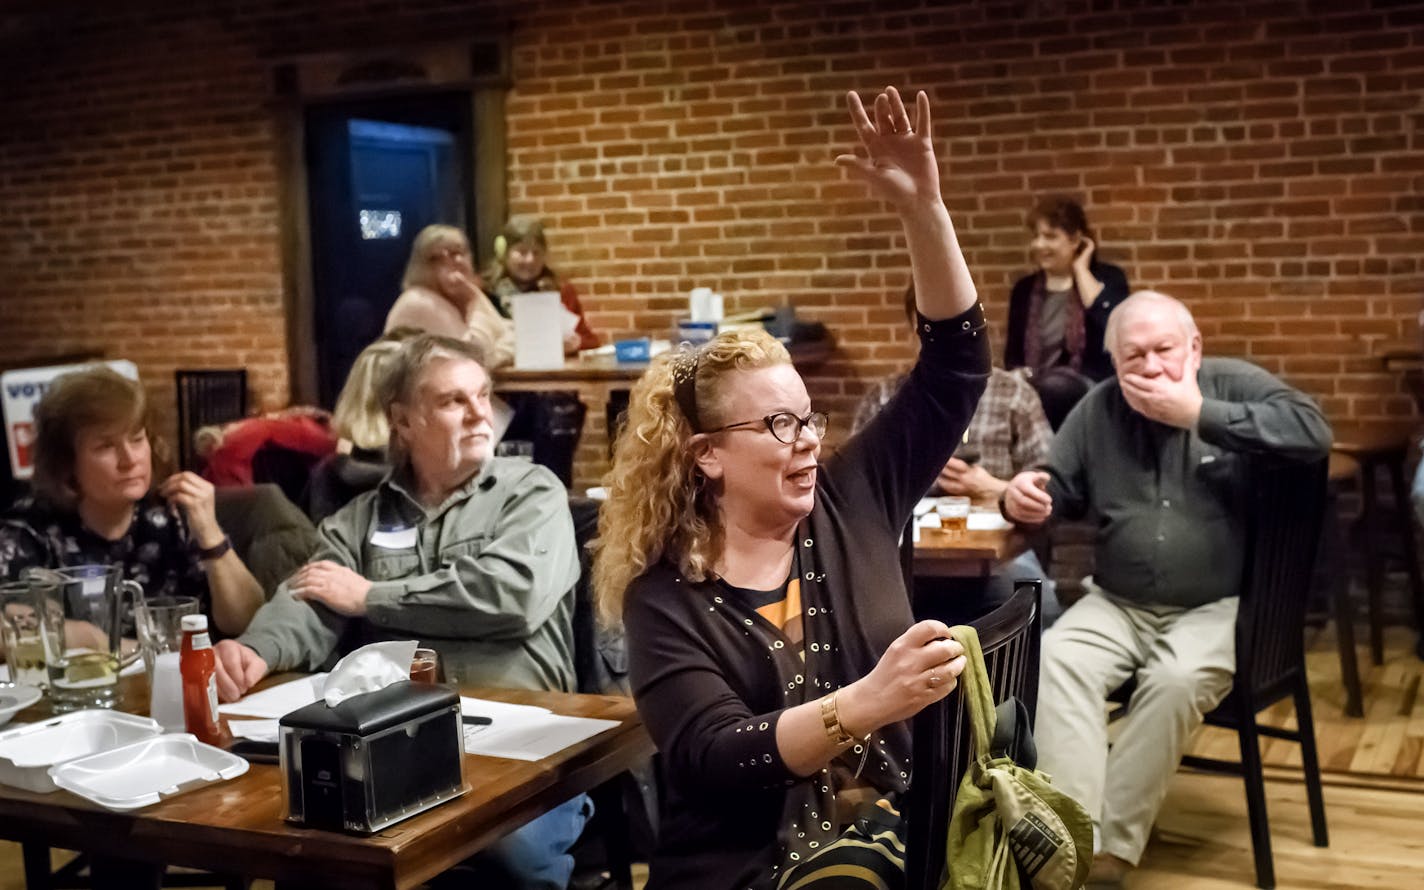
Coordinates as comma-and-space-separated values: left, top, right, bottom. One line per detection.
0, 678, 653, 890
913, 521, 1028, 578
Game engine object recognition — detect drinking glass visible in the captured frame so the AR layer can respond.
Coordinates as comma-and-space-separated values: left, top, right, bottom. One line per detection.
0, 581, 53, 688
134, 596, 200, 680
410, 648, 440, 684
936, 497, 971, 540
33, 565, 142, 711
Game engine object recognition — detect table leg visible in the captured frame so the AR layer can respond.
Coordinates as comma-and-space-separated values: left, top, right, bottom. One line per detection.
89, 855, 163, 890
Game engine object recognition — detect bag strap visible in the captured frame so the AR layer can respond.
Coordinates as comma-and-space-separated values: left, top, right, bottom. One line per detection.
948, 625, 995, 759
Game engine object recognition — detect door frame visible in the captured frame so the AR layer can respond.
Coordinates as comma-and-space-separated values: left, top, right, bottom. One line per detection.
270, 38, 511, 405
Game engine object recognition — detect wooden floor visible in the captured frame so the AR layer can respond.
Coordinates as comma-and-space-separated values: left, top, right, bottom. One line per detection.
1189, 623, 1424, 780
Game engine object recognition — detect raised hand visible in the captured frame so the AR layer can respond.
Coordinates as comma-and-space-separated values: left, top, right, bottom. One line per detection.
835, 86, 941, 213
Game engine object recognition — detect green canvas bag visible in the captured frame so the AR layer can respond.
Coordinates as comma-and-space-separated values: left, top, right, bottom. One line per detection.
942, 625, 1093, 890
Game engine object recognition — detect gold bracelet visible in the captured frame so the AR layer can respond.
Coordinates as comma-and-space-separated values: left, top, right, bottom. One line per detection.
821, 691, 854, 746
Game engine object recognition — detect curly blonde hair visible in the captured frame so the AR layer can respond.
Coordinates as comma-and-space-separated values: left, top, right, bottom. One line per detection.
593, 329, 791, 625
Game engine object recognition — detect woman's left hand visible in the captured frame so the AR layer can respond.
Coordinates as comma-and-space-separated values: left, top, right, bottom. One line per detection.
835, 86, 940, 213
158, 471, 224, 549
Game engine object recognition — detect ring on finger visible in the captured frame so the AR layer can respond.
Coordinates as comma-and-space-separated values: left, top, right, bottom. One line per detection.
928, 673, 941, 687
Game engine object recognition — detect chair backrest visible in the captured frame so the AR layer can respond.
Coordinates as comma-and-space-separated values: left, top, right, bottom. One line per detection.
1233, 455, 1329, 707
904, 579, 1043, 890
174, 369, 248, 471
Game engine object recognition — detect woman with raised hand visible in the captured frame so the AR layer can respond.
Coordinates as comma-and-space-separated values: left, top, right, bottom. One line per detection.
595, 86, 989, 889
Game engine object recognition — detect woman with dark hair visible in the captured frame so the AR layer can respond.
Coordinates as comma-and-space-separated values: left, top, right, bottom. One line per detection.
0, 367, 265, 636
483, 215, 601, 354
595, 86, 984, 889
1004, 196, 1130, 427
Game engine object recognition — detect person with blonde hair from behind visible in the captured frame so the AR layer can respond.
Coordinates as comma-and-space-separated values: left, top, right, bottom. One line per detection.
595, 86, 987, 889
386, 224, 515, 368
304, 330, 414, 522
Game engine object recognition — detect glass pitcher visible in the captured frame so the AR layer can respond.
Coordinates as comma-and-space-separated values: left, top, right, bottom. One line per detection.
30, 565, 143, 711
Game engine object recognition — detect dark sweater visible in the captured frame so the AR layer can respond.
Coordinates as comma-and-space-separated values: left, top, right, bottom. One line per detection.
1044, 357, 1332, 608
624, 302, 991, 890
1003, 261, 1129, 382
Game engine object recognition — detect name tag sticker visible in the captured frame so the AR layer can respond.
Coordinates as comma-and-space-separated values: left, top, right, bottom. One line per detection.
370, 526, 417, 550
1200, 454, 1216, 464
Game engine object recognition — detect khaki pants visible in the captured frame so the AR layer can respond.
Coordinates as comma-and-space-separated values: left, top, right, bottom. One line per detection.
1034, 582, 1238, 865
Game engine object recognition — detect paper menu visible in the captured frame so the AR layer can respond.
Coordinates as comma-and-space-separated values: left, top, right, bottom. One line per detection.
511, 290, 565, 370
459, 695, 620, 761
217, 674, 327, 718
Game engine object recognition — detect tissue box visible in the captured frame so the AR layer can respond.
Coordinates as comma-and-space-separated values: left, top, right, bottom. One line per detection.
613, 338, 651, 363
279, 681, 465, 834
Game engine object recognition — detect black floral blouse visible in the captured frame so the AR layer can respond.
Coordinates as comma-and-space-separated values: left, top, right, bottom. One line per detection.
0, 495, 211, 614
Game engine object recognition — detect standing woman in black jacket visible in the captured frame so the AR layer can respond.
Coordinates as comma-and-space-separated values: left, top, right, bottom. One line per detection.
1004, 196, 1130, 428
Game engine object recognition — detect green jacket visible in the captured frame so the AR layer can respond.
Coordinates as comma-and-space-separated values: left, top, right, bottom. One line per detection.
239, 457, 579, 693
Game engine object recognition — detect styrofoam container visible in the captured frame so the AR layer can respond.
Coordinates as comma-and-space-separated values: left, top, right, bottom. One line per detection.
0, 710, 162, 793
0, 684, 42, 728
49, 733, 248, 811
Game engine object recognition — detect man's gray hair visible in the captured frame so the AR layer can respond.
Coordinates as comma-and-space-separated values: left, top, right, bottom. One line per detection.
1104, 290, 1199, 359
378, 334, 489, 460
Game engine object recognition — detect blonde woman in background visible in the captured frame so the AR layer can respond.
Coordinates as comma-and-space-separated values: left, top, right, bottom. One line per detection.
304, 332, 410, 521
385, 225, 515, 368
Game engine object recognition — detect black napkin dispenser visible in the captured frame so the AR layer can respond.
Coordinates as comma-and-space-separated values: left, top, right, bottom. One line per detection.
279, 680, 466, 833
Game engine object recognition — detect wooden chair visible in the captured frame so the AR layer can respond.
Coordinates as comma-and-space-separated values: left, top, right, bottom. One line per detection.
903, 579, 1043, 890
174, 369, 248, 472
1110, 456, 1331, 890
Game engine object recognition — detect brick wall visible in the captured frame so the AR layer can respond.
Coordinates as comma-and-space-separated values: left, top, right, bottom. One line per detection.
2, 0, 1421, 491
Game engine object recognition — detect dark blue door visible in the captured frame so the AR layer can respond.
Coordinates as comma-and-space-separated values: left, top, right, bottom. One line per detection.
305, 93, 471, 405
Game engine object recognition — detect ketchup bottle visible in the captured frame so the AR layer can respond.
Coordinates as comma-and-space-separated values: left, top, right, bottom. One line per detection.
180, 614, 223, 745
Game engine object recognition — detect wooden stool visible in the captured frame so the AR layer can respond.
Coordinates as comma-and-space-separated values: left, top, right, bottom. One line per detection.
1331, 422, 1424, 663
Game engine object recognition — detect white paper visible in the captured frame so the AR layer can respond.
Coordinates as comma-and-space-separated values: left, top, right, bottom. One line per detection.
228, 719, 280, 743
560, 306, 581, 338
490, 394, 514, 444
968, 512, 1012, 531
463, 713, 621, 761
323, 641, 417, 706
511, 290, 566, 370
459, 695, 618, 761
218, 673, 327, 718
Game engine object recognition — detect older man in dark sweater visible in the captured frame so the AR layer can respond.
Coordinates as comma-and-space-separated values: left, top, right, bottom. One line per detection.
1003, 290, 1331, 888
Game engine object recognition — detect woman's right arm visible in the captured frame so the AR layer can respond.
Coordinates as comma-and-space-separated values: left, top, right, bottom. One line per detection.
628, 580, 964, 787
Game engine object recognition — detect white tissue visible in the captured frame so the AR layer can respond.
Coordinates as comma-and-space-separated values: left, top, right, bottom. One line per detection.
322, 640, 419, 707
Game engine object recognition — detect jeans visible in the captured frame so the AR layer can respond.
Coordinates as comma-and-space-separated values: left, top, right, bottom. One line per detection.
448, 793, 594, 890
983, 548, 1062, 629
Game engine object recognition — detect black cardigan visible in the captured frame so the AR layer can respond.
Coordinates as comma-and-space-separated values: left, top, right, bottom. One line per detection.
1003, 260, 1129, 382
624, 302, 991, 890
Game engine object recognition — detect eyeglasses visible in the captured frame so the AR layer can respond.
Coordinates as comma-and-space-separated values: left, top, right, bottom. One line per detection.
428, 246, 470, 263
707, 411, 828, 445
